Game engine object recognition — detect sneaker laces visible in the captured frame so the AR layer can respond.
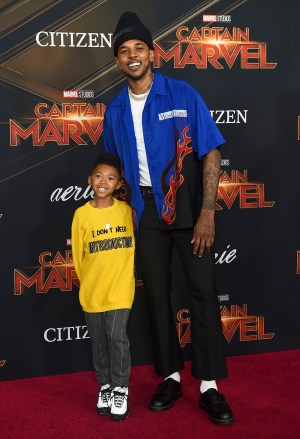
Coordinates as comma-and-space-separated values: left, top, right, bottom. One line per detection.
100, 386, 111, 404
112, 388, 128, 408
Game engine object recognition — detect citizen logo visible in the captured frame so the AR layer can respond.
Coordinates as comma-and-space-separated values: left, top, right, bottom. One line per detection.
36, 31, 112, 47
44, 326, 90, 342
210, 110, 248, 124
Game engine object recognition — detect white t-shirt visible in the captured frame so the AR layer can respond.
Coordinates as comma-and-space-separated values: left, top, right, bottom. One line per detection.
129, 91, 152, 187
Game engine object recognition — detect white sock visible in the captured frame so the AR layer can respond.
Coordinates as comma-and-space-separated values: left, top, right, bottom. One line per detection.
200, 380, 218, 393
100, 383, 111, 390
165, 372, 181, 382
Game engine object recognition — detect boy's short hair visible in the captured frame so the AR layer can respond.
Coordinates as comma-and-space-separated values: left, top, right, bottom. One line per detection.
91, 152, 122, 179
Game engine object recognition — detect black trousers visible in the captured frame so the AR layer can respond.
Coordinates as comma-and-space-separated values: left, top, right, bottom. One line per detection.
136, 192, 227, 381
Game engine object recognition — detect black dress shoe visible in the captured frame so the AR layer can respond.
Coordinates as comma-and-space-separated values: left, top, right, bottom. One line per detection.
149, 378, 183, 412
199, 388, 234, 425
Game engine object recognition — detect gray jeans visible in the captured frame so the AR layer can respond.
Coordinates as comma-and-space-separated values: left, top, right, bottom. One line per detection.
85, 309, 131, 388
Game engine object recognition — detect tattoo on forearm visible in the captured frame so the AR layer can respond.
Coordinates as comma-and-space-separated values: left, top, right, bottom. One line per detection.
202, 149, 221, 210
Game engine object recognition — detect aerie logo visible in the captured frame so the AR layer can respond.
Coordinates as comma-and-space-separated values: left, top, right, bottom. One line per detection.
50, 185, 94, 202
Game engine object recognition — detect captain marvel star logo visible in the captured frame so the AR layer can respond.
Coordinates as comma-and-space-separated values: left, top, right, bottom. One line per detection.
176, 305, 274, 346
13, 250, 78, 295
10, 103, 106, 146
216, 170, 275, 210
154, 26, 277, 70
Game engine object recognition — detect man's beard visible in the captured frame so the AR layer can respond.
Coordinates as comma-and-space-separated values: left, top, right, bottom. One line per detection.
125, 63, 152, 82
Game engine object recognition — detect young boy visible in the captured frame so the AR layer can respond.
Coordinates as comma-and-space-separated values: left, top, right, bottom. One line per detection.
71, 152, 135, 421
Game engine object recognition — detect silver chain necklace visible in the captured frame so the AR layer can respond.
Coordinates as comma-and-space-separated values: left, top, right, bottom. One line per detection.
128, 87, 150, 101
128, 76, 154, 101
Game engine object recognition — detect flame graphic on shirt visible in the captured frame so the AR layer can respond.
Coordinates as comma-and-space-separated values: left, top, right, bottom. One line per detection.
162, 126, 193, 224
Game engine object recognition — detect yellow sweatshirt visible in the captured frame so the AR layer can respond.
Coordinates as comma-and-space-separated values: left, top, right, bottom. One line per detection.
71, 199, 135, 312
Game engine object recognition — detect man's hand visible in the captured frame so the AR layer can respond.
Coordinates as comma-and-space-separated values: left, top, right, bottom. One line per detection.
191, 209, 215, 257
191, 147, 221, 256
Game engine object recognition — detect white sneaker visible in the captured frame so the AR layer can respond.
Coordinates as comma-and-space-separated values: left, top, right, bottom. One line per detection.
96, 384, 111, 414
110, 387, 128, 421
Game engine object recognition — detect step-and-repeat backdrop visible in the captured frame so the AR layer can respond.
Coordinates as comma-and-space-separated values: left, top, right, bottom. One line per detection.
1, 0, 299, 380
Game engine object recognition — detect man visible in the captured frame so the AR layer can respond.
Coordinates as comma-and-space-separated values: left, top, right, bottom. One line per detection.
103, 11, 234, 425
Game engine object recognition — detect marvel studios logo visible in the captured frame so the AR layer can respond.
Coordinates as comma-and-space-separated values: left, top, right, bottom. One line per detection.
218, 294, 230, 302
202, 14, 231, 23
63, 90, 94, 98
221, 159, 230, 167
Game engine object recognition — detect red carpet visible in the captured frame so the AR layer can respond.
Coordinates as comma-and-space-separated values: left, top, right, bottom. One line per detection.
0, 350, 299, 439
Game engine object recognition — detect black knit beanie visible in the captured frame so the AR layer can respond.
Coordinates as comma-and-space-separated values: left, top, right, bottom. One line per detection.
113, 11, 154, 56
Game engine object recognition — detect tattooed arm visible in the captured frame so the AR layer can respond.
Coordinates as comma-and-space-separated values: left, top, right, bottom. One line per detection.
191, 148, 221, 256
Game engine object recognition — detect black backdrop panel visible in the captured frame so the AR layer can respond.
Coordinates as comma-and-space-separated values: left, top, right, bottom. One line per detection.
0, 0, 299, 380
